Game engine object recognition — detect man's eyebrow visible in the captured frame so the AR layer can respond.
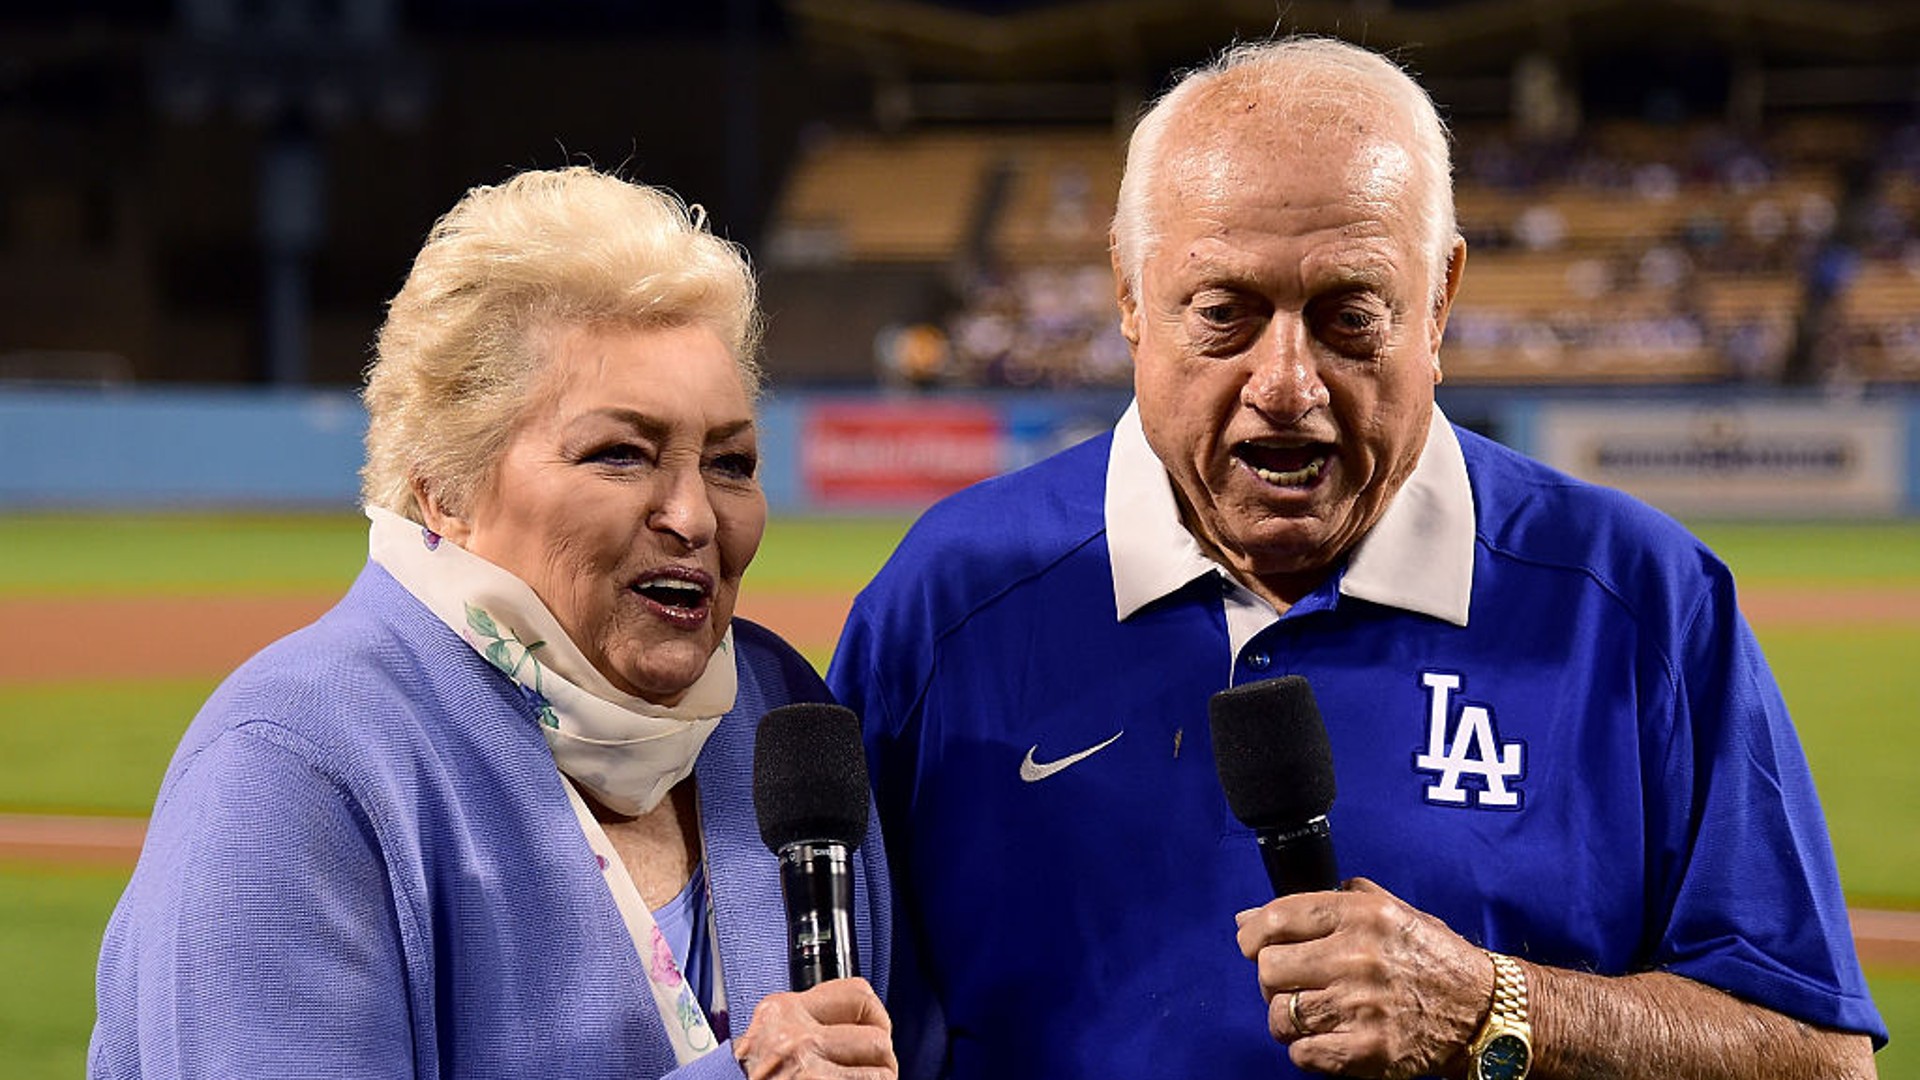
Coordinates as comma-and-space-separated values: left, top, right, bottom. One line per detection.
1315, 246, 1398, 286
1332, 273, 1394, 297
1179, 245, 1401, 293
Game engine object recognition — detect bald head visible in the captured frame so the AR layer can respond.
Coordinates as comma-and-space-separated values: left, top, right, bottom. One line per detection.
1112, 38, 1457, 304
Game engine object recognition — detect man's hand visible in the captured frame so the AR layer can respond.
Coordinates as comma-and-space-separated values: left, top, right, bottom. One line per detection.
1234, 878, 1880, 1080
734, 977, 898, 1080
1235, 877, 1491, 1079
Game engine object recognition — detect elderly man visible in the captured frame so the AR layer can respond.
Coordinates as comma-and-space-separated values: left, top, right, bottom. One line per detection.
830, 37, 1883, 1080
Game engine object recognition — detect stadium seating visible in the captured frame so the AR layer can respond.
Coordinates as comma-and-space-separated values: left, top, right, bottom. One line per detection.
765, 114, 1920, 390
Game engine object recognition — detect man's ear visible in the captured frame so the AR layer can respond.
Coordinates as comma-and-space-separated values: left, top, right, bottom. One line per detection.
411, 476, 472, 545
1111, 238, 1141, 348
1429, 236, 1468, 383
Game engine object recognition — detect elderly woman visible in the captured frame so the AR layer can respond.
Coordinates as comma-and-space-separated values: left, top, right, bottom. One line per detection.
90, 167, 896, 1079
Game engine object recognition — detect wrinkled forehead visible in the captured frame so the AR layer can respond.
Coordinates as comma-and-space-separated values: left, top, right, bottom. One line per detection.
1158, 76, 1424, 229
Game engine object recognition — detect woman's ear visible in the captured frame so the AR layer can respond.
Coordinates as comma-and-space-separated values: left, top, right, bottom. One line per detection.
411, 476, 472, 545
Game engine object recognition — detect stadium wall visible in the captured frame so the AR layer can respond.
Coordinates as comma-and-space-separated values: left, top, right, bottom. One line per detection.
5, 385, 1920, 519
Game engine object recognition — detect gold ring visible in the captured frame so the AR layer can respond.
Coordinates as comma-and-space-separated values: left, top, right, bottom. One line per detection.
1287, 990, 1309, 1036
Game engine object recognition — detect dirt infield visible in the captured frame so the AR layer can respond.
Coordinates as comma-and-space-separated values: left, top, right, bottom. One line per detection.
0, 590, 855, 684
2, 584, 1912, 685
1736, 585, 1920, 628
5, 584, 1917, 965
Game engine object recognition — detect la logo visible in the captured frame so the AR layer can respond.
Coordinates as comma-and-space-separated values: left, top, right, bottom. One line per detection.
1414, 671, 1524, 809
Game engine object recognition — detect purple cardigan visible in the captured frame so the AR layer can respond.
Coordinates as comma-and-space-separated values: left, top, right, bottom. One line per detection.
91, 563, 889, 1079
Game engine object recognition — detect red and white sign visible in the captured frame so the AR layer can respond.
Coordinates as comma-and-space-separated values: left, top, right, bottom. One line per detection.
802, 402, 1005, 507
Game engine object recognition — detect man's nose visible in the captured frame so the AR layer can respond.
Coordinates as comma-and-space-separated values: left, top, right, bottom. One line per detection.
1242, 320, 1330, 423
649, 466, 718, 550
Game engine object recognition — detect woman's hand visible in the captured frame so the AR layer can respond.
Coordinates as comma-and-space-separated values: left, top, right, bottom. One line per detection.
734, 977, 898, 1079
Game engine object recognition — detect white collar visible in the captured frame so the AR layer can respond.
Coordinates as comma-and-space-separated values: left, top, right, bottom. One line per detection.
1105, 401, 1475, 628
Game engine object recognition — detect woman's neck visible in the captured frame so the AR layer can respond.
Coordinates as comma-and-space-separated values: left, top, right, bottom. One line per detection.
583, 778, 701, 909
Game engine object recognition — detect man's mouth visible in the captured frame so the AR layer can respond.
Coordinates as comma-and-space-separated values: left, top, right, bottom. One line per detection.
1235, 442, 1331, 488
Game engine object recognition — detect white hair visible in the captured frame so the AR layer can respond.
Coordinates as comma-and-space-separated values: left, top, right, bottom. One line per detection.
361, 166, 763, 521
1111, 37, 1457, 301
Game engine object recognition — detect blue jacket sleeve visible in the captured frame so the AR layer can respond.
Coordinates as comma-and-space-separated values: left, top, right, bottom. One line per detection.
829, 594, 947, 1080
1652, 567, 1885, 1044
91, 724, 418, 1078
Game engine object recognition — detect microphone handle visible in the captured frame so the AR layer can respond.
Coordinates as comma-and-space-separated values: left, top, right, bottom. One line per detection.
1256, 815, 1340, 896
777, 840, 859, 989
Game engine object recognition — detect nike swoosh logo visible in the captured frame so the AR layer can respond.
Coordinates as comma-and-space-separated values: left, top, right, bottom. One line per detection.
1019, 730, 1125, 782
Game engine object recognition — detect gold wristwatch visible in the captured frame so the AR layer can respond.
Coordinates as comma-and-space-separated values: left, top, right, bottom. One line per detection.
1467, 951, 1532, 1080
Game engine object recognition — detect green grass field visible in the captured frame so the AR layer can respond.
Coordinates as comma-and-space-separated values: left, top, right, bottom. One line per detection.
3, 514, 1915, 1076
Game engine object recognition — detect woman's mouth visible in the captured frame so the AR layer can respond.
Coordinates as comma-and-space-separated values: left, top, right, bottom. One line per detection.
1235, 442, 1332, 488
630, 569, 714, 629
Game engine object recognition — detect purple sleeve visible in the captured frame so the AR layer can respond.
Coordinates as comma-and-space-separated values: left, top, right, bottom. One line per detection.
91, 726, 418, 1078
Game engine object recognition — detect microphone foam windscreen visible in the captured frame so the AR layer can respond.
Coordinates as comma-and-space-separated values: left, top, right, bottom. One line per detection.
754, 703, 871, 852
1209, 674, 1336, 829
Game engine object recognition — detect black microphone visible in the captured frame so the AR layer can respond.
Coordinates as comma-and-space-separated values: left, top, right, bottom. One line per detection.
1209, 674, 1341, 895
753, 702, 871, 990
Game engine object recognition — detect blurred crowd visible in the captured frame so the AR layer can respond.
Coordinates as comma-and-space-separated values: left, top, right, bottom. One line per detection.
878, 116, 1920, 391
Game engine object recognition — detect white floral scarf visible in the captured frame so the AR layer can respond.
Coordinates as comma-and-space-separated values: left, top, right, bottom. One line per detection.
367, 505, 732, 1063
367, 505, 733, 816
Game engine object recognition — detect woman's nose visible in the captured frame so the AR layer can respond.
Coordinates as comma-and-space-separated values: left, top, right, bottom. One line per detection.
648, 467, 717, 550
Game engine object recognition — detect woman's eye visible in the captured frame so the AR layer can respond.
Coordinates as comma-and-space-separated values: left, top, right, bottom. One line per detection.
583, 442, 649, 465
709, 452, 758, 480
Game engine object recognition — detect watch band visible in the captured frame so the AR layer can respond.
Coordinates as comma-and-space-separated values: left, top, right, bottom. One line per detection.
1488, 952, 1528, 1028
1468, 951, 1533, 1080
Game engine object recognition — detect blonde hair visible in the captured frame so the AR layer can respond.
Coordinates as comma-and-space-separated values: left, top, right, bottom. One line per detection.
1112, 37, 1457, 301
361, 166, 764, 520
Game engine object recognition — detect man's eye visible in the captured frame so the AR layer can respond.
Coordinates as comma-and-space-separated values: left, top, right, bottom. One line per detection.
1313, 297, 1390, 350
1195, 302, 1243, 326
1335, 307, 1380, 333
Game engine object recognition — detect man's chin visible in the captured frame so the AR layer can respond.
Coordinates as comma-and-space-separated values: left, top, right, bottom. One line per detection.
1227, 511, 1335, 556
1217, 516, 1355, 579
1187, 488, 1350, 575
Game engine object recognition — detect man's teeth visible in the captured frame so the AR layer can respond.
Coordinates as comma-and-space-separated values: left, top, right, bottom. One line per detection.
1251, 457, 1324, 486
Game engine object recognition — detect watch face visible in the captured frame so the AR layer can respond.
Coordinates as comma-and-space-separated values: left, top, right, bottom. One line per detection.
1477, 1033, 1531, 1080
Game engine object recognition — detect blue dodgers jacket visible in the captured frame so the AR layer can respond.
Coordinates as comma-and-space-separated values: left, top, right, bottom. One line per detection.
832, 423, 1883, 1078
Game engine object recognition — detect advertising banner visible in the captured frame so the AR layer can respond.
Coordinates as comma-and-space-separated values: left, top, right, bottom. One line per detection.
1536, 402, 1905, 518
801, 400, 1006, 507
